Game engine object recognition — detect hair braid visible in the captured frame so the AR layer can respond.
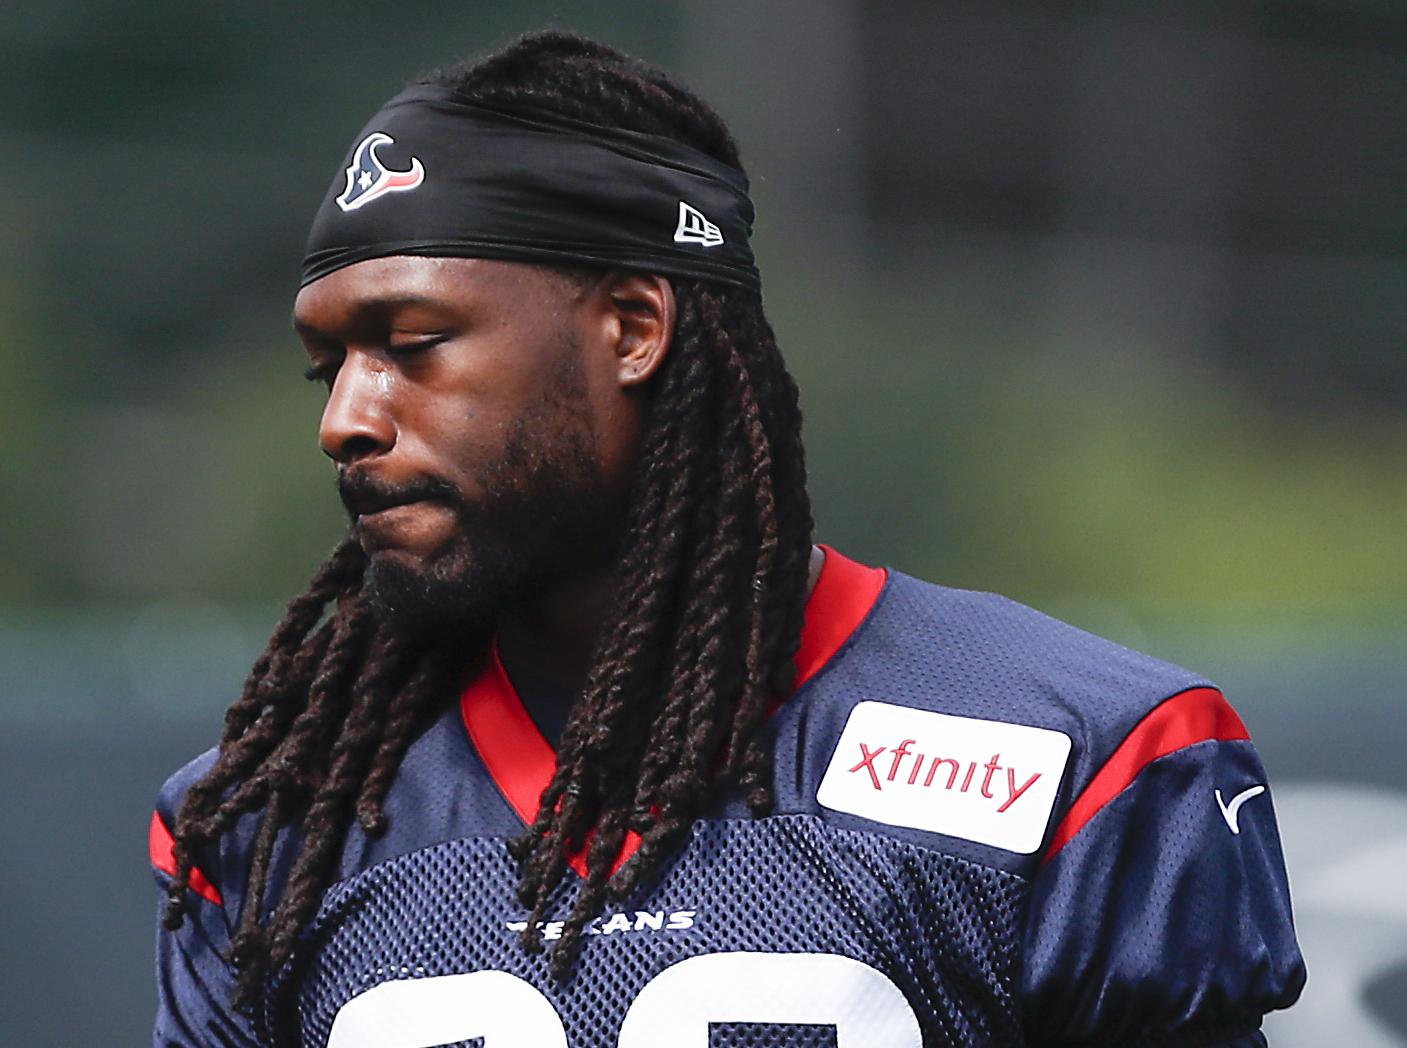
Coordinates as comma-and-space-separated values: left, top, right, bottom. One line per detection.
260, 630, 419, 973
164, 29, 811, 1010
508, 294, 715, 874
435, 30, 818, 978
355, 649, 457, 834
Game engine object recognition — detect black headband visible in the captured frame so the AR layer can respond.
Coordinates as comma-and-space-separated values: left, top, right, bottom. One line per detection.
301, 84, 760, 290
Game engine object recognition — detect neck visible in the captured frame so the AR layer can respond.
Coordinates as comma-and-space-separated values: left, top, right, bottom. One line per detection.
495, 545, 826, 692
495, 565, 617, 691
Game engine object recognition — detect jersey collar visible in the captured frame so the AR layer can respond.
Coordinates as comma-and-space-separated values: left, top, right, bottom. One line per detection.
459, 545, 886, 872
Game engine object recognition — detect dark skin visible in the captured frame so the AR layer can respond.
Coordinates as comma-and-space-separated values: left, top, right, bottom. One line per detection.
295, 255, 822, 689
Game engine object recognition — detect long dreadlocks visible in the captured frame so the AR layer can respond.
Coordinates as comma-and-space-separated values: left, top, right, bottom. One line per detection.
162, 29, 813, 1006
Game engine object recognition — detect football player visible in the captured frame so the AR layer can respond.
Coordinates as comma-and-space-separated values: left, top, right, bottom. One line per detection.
152, 30, 1305, 1047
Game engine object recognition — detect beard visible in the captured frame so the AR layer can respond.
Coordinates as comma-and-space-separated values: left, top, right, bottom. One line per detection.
339, 375, 615, 649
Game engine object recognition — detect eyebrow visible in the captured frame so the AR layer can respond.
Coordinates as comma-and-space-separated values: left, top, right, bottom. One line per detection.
291, 294, 452, 337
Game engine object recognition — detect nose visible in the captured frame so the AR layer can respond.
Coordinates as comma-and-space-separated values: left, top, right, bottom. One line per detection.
318, 353, 396, 464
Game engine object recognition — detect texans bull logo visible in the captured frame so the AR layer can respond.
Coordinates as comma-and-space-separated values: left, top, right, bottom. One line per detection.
335, 132, 425, 212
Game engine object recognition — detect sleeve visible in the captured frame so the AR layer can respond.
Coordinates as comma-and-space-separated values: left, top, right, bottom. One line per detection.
150, 767, 259, 1048
1020, 687, 1307, 1046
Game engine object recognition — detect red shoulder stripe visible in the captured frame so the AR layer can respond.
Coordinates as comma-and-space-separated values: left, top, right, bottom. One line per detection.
1042, 686, 1249, 865
148, 811, 223, 907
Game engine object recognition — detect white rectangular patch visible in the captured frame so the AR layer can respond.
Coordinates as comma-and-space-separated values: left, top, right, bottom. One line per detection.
817, 701, 1072, 853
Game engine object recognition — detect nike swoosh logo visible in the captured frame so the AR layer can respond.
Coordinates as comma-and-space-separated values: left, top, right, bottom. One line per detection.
1215, 784, 1266, 834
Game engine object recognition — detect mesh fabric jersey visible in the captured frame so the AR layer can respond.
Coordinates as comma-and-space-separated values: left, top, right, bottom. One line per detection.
151, 548, 1305, 1047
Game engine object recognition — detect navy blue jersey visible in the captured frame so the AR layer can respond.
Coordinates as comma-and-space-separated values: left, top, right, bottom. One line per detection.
152, 548, 1305, 1046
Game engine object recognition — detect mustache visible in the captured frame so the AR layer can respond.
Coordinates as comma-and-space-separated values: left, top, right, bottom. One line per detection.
337, 469, 463, 519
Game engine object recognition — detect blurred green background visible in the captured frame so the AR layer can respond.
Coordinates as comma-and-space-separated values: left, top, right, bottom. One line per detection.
1, 1, 1403, 1044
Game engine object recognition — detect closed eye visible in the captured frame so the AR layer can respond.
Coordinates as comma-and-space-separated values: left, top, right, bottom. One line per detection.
386, 333, 451, 356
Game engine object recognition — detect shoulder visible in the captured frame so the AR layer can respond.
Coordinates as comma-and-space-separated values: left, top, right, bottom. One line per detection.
785, 558, 1305, 1035
150, 700, 511, 912
859, 569, 1208, 728
780, 560, 1243, 865
151, 748, 265, 1045
806, 566, 1217, 768
150, 747, 246, 914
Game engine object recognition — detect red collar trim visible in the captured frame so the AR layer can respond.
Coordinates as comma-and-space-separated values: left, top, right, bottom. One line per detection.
459, 643, 558, 829
792, 544, 887, 689
459, 546, 886, 874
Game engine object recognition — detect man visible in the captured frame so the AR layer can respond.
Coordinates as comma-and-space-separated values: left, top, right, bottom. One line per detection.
151, 30, 1305, 1047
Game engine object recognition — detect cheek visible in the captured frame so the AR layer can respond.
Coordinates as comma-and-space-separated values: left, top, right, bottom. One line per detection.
400, 396, 503, 482
587, 391, 645, 499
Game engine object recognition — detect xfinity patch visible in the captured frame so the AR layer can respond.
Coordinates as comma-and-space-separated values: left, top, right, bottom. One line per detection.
817, 701, 1072, 853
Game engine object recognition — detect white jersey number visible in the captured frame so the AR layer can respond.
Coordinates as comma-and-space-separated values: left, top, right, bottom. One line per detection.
326, 952, 922, 1048
325, 968, 566, 1048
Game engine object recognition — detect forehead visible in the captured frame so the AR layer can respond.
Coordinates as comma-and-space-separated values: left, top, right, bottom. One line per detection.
292, 256, 571, 330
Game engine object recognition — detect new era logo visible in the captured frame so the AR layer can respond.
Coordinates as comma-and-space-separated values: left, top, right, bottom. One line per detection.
674, 201, 724, 247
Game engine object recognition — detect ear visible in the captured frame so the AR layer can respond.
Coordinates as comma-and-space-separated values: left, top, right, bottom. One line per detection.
600, 272, 675, 388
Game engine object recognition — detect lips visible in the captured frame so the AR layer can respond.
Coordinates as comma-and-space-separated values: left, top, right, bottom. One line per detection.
357, 499, 422, 522
355, 502, 423, 546
338, 472, 463, 556
339, 469, 453, 518
339, 479, 404, 519
349, 494, 423, 519
354, 499, 457, 556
